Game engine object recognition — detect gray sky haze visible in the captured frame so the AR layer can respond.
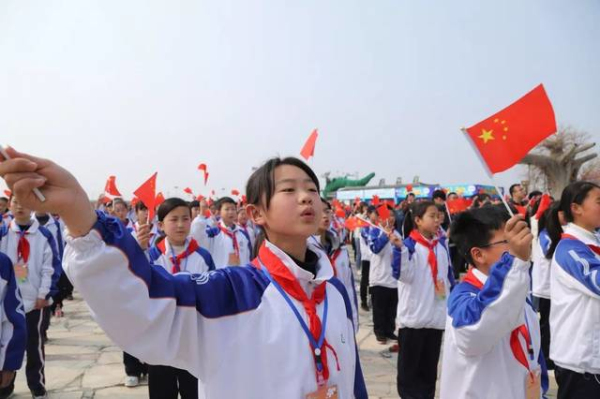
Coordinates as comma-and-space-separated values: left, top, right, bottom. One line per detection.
1, 0, 598, 199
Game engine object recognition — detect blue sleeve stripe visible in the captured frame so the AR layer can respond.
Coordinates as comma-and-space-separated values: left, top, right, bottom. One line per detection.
449, 252, 514, 328
555, 239, 600, 296
326, 278, 368, 398
38, 226, 62, 299
369, 229, 389, 254
195, 248, 216, 271
93, 212, 269, 318
0, 254, 26, 370
392, 247, 401, 279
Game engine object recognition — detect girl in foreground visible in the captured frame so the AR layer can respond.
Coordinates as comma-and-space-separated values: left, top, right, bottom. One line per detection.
0, 148, 367, 399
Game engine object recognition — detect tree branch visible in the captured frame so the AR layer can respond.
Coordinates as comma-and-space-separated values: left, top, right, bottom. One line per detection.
573, 152, 598, 168
519, 153, 556, 169
573, 142, 596, 155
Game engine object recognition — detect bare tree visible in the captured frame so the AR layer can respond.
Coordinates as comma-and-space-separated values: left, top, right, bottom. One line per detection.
580, 158, 600, 184
519, 126, 597, 197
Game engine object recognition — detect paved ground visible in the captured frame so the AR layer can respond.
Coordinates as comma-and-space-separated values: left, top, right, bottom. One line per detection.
9, 276, 557, 398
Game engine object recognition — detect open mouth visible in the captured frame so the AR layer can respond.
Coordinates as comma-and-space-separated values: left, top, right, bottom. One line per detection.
301, 209, 315, 218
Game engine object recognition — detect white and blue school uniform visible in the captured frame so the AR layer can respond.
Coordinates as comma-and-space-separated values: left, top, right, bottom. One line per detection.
550, 223, 600, 375
393, 232, 453, 330
148, 237, 215, 275
121, 218, 135, 234
37, 214, 65, 261
237, 222, 257, 252
359, 227, 372, 264
190, 215, 213, 250
440, 254, 548, 399
63, 212, 367, 398
310, 234, 359, 333
0, 218, 61, 395
0, 252, 27, 372
0, 219, 61, 313
201, 221, 252, 268
532, 229, 552, 300
367, 227, 401, 340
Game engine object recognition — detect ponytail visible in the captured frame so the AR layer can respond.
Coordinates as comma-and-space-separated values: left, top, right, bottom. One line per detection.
546, 181, 600, 259
543, 202, 562, 260
403, 200, 435, 237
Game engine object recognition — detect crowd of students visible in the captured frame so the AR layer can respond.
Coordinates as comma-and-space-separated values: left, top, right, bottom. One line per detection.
0, 147, 598, 398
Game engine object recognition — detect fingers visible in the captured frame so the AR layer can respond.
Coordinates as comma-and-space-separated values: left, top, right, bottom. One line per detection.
11, 176, 46, 199
0, 158, 38, 178
3, 171, 45, 188
4, 146, 50, 167
504, 215, 523, 232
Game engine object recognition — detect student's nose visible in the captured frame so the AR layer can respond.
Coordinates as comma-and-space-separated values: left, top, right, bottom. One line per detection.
299, 189, 313, 204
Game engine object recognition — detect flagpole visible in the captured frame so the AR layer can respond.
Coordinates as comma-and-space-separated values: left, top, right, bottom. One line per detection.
460, 128, 514, 217
444, 202, 452, 223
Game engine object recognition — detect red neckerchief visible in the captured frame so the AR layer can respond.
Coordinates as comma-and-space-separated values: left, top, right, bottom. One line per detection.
252, 243, 339, 384
219, 225, 240, 256
463, 267, 533, 371
157, 238, 200, 274
409, 230, 440, 288
17, 230, 30, 263
561, 233, 600, 256
328, 248, 341, 277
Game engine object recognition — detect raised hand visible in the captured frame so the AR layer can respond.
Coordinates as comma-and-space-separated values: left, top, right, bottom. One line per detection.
505, 215, 533, 262
0, 147, 97, 237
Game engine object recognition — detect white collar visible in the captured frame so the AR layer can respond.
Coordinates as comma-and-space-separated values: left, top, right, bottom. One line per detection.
471, 268, 488, 285
263, 240, 334, 284
10, 217, 40, 234
564, 223, 600, 246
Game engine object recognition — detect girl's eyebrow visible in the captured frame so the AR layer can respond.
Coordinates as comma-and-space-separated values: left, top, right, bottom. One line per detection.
275, 178, 314, 186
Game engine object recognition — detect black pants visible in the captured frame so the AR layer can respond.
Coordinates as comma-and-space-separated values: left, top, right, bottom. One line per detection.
123, 352, 147, 377
148, 365, 198, 399
41, 307, 51, 339
25, 309, 46, 395
360, 261, 370, 306
397, 327, 443, 399
536, 297, 554, 370
555, 365, 600, 399
371, 286, 398, 339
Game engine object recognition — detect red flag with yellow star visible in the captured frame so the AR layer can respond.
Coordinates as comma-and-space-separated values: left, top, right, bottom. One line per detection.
464, 84, 556, 175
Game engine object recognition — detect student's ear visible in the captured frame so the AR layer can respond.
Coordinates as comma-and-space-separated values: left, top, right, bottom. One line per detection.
157, 221, 164, 231
570, 203, 583, 219
469, 247, 484, 266
246, 204, 265, 226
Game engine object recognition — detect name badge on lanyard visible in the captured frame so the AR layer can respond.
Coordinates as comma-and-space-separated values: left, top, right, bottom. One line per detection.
258, 260, 338, 397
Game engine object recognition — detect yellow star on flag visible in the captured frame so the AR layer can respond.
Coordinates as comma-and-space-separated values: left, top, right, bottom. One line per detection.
479, 129, 495, 144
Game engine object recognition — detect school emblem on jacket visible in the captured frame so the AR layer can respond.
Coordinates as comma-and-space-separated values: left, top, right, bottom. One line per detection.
189, 272, 212, 285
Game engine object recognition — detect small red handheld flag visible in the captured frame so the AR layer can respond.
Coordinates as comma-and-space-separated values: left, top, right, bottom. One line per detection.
376, 204, 391, 221
198, 163, 209, 185
3, 190, 11, 197
464, 84, 557, 175
535, 194, 552, 220
372, 195, 380, 206
300, 129, 318, 160
104, 176, 122, 198
231, 189, 240, 196
184, 187, 194, 195
134, 173, 158, 220
155, 192, 165, 208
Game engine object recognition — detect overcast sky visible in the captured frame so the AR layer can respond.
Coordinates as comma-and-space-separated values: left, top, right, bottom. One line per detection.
1, 0, 598, 199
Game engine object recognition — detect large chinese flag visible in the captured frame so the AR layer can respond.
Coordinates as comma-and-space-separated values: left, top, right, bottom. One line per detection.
464, 84, 556, 175
134, 173, 158, 220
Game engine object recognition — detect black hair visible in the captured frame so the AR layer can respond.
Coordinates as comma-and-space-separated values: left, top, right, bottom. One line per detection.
215, 196, 236, 211
447, 192, 458, 198
407, 193, 416, 198
134, 201, 148, 212
245, 156, 320, 210
546, 181, 600, 258
528, 190, 542, 200
402, 200, 437, 237
366, 205, 377, 215
0, 197, 8, 202
539, 202, 560, 260
450, 205, 511, 266
189, 200, 200, 208
432, 190, 447, 202
509, 184, 522, 196
157, 197, 191, 222
320, 197, 332, 210
113, 198, 128, 209
472, 193, 491, 208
